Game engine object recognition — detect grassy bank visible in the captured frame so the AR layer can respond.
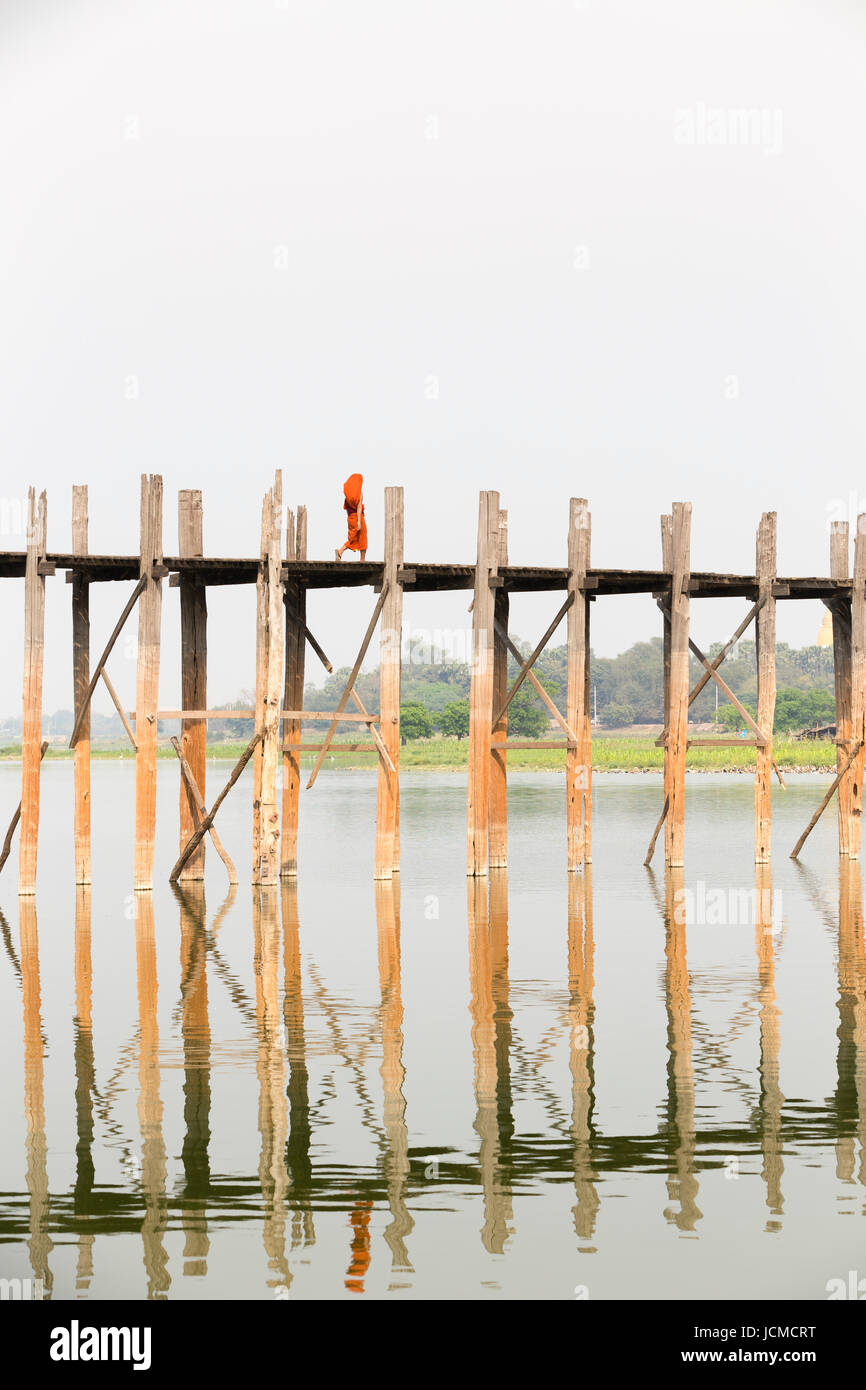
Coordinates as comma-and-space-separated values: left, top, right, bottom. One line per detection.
0, 736, 837, 772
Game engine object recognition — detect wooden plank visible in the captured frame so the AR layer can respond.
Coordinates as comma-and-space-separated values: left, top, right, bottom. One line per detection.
567, 498, 591, 871
305, 584, 390, 790
489, 740, 574, 750
0, 741, 48, 875
170, 731, 262, 882
665, 503, 690, 867
178, 489, 208, 881
491, 592, 574, 727
19, 488, 47, 895
126, 709, 376, 721
281, 505, 305, 877
852, 519, 866, 860
99, 668, 137, 749
72, 485, 91, 885
170, 736, 236, 883
791, 742, 862, 859
830, 521, 853, 856
489, 508, 509, 870
375, 486, 404, 879
755, 512, 777, 864
258, 472, 284, 884
134, 475, 164, 890
251, 492, 269, 881
467, 491, 499, 876
68, 573, 147, 747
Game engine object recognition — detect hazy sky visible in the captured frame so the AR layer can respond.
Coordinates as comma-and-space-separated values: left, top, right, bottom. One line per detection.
2, 0, 865, 716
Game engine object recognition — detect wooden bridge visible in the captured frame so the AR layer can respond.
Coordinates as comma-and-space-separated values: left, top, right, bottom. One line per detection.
1, 476, 864, 894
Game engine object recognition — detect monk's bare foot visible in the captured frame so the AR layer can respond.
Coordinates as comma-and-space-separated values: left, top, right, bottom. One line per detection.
335, 548, 342, 561
360, 551, 367, 561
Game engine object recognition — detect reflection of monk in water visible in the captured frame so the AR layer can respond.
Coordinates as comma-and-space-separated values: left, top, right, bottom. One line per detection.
345, 1200, 373, 1292
336, 474, 367, 561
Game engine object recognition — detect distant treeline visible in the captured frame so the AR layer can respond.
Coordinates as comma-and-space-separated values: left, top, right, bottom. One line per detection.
2, 637, 837, 745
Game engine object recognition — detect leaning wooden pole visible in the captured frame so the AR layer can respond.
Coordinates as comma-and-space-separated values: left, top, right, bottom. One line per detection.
851, 517, 866, 861
374, 486, 404, 880
664, 503, 691, 868
754, 512, 777, 864
467, 490, 499, 877
134, 475, 164, 891
566, 498, 592, 871
19, 488, 47, 896
830, 521, 853, 857
72, 485, 91, 885
178, 490, 207, 881
489, 509, 509, 870
281, 505, 307, 877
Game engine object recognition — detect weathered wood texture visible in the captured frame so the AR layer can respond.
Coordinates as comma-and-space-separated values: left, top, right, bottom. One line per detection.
72, 485, 91, 885
830, 522, 853, 856
19, 489, 47, 895
281, 506, 307, 876
178, 490, 207, 881
134, 475, 164, 891
566, 498, 592, 870
375, 487, 404, 879
467, 491, 499, 876
665, 504, 691, 868
254, 474, 285, 884
754, 513, 777, 864
851, 519, 866, 860
489, 509, 509, 870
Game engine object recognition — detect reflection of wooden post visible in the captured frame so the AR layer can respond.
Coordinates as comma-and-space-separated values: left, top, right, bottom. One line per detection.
467, 491, 499, 876
73, 887, 95, 1288
178, 491, 207, 881
665, 505, 691, 868
375, 487, 404, 879
835, 860, 866, 1186
755, 863, 784, 1223
662, 867, 701, 1232
567, 499, 592, 870
467, 873, 513, 1253
851, 519, 866, 861
489, 511, 509, 869
134, 476, 164, 891
19, 488, 47, 896
568, 867, 599, 1241
20, 898, 54, 1290
659, 514, 673, 854
375, 878, 414, 1273
831, 523, 853, 856
281, 506, 307, 877
754, 513, 777, 864
177, 883, 211, 1275
72, 486, 91, 885
254, 884, 289, 1291
134, 892, 170, 1295
281, 879, 314, 1246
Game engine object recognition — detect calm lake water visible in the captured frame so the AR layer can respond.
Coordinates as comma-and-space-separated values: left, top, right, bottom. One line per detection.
1, 762, 865, 1301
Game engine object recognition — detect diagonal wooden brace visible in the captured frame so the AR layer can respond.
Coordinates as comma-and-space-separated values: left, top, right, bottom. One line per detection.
493, 616, 578, 744
170, 736, 237, 884
290, 606, 395, 774
0, 741, 48, 875
492, 591, 574, 728
790, 740, 863, 859
170, 730, 261, 882
306, 583, 390, 790
69, 573, 147, 747
655, 595, 766, 744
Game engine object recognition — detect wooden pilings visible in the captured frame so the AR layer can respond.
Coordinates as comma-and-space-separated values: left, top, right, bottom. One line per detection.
851, 520, 866, 860
664, 504, 691, 868
489, 509, 509, 870
754, 513, 777, 864
253, 473, 285, 885
830, 521, 853, 856
374, 486, 404, 880
566, 498, 592, 871
467, 491, 499, 876
72, 486, 91, 885
178, 490, 207, 881
281, 505, 307, 877
19, 488, 47, 895
134, 475, 164, 891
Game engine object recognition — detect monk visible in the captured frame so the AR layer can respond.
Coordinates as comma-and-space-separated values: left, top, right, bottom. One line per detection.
336, 473, 367, 560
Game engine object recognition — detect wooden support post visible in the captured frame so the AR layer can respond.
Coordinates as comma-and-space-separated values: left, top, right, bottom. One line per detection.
831, 521, 853, 856
254, 474, 284, 885
664, 504, 691, 868
852, 518, 866, 861
134, 475, 163, 891
178, 490, 207, 881
375, 486, 404, 879
754, 512, 777, 864
281, 505, 307, 877
467, 491, 499, 877
19, 488, 47, 896
489, 509, 509, 870
567, 498, 592, 871
72, 485, 91, 885
252, 493, 269, 878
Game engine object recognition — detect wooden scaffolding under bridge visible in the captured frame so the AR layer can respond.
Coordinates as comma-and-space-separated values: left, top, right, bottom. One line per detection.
2, 480, 866, 890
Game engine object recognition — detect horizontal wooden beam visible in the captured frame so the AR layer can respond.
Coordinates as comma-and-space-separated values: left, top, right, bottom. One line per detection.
125, 708, 378, 722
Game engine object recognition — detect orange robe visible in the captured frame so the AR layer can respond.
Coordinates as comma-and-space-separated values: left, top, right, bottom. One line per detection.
343, 473, 368, 552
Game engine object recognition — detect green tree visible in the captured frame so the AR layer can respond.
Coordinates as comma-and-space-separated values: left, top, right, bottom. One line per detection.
508, 687, 549, 737
400, 702, 433, 740
600, 700, 635, 728
437, 700, 470, 739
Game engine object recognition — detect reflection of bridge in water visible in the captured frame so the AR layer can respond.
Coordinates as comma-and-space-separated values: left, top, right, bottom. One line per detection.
3, 859, 866, 1296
